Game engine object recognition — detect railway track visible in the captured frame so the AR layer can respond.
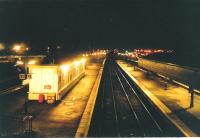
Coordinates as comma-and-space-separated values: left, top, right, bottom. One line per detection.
88, 57, 184, 137
0, 76, 21, 91
0, 84, 27, 96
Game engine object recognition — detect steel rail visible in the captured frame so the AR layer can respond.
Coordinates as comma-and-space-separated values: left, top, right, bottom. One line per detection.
114, 69, 146, 136
0, 84, 27, 96
117, 65, 163, 133
108, 66, 120, 137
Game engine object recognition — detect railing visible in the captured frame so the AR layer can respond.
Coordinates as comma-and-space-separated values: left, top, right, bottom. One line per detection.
0, 115, 33, 137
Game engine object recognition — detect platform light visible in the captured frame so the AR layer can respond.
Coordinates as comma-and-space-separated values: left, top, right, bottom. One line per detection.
81, 58, 86, 64
73, 61, 80, 67
28, 60, 37, 65
16, 60, 24, 65
60, 64, 70, 72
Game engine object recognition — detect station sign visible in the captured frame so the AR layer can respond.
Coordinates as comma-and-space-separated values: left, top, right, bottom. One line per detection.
19, 74, 26, 80
19, 74, 32, 80
44, 85, 52, 90
27, 74, 32, 79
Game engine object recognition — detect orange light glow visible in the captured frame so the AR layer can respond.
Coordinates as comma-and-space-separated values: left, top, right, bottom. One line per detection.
81, 58, 86, 64
12, 43, 29, 54
60, 64, 70, 72
13, 45, 21, 51
0, 43, 5, 50
73, 61, 80, 67
28, 60, 37, 65
16, 60, 24, 65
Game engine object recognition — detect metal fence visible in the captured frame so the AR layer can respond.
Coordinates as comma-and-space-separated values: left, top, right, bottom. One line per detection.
0, 115, 33, 137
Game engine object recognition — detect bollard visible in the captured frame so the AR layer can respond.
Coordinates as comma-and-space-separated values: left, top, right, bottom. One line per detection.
189, 85, 194, 108
164, 81, 168, 90
190, 91, 194, 108
23, 116, 33, 135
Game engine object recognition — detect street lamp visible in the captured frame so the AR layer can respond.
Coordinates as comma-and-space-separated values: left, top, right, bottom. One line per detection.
13, 45, 21, 51
0, 43, 5, 51
12, 43, 29, 54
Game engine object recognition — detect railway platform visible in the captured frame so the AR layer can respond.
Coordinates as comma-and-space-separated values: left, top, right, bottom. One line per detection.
28, 59, 104, 137
117, 60, 200, 137
88, 58, 183, 137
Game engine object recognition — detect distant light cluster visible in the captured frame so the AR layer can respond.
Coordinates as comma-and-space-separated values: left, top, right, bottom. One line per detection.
82, 49, 108, 57
118, 52, 136, 58
134, 49, 165, 57
15, 59, 38, 66
117, 49, 171, 59
12, 43, 29, 54
0, 42, 29, 54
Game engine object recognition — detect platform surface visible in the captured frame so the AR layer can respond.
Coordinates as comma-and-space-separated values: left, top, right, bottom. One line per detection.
31, 61, 103, 137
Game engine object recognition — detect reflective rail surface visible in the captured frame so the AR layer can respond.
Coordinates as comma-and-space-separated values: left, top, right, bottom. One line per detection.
88, 56, 184, 137
0, 84, 27, 96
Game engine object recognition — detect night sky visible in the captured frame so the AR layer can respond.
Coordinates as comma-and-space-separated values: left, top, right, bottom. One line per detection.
1, 0, 200, 52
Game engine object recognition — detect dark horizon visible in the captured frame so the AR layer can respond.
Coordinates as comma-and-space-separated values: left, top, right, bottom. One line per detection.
1, 0, 200, 53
